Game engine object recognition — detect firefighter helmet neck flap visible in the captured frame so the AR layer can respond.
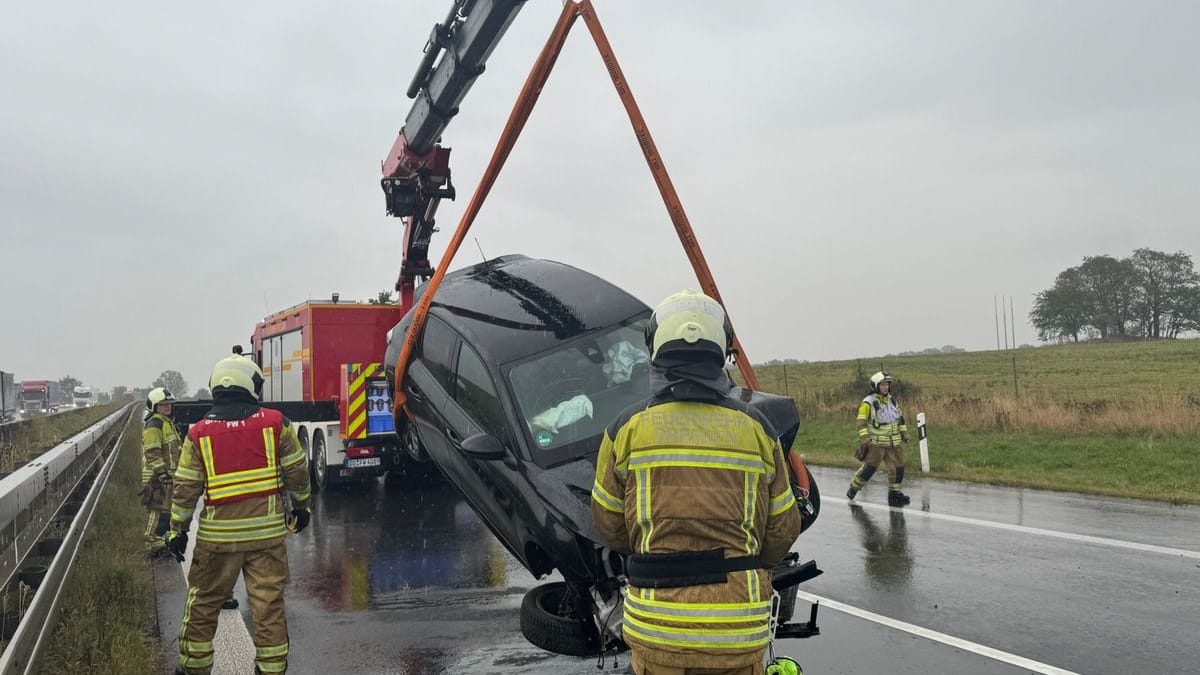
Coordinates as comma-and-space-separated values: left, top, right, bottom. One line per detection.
146, 387, 176, 413
209, 356, 265, 400
645, 289, 733, 364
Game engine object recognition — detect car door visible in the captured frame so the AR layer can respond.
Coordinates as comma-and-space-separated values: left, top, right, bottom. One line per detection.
441, 341, 528, 565
405, 317, 458, 477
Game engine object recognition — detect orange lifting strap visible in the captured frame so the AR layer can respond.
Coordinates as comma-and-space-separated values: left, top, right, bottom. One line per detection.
392, 0, 762, 417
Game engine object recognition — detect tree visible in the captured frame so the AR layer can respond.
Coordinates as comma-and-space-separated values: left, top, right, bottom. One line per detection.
97, 391, 112, 404
112, 385, 128, 401
368, 290, 395, 305
1030, 267, 1089, 342
1129, 248, 1200, 339
59, 374, 81, 395
193, 387, 212, 400
153, 370, 188, 396
1076, 256, 1138, 339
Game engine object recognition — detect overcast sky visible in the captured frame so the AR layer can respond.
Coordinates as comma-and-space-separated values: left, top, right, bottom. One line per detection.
2, 1, 1197, 394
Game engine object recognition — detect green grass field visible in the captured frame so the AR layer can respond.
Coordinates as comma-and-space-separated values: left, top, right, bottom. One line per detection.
748, 339, 1200, 504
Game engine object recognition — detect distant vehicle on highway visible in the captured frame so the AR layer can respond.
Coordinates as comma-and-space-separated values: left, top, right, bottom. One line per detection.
18, 380, 62, 416
385, 256, 821, 655
72, 386, 94, 408
0, 371, 15, 422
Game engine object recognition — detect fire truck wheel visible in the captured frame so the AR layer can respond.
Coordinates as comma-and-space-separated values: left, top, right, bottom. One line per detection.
310, 431, 328, 492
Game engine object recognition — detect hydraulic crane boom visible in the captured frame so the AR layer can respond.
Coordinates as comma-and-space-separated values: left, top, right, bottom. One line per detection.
381, 0, 526, 309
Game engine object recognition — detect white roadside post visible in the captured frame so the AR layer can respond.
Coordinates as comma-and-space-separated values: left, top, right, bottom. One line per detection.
917, 412, 930, 473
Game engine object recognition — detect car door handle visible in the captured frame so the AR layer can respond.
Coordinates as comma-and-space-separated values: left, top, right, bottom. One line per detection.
406, 384, 424, 402
445, 427, 462, 447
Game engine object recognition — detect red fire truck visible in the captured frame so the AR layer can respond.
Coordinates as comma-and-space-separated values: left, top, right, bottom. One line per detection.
248, 298, 404, 491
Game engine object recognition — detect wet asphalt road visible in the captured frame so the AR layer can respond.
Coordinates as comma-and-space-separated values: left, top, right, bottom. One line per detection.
275, 467, 1200, 675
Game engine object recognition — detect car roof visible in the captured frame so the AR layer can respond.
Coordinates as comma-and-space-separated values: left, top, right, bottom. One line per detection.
422, 255, 649, 364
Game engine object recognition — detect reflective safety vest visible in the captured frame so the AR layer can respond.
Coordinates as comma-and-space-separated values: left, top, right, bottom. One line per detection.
858, 394, 906, 446
142, 413, 181, 483
188, 408, 285, 506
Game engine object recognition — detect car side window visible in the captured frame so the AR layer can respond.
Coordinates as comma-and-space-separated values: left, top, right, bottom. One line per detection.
455, 343, 506, 441
420, 317, 458, 391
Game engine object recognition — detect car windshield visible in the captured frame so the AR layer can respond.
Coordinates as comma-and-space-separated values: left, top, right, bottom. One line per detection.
505, 315, 651, 466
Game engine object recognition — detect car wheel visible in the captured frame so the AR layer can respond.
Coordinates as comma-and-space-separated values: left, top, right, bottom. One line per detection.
402, 421, 427, 462
800, 466, 820, 533
310, 431, 328, 493
519, 582, 600, 657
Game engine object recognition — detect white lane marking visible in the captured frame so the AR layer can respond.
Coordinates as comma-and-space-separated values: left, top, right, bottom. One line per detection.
825, 497, 1200, 559
793, 590, 1080, 675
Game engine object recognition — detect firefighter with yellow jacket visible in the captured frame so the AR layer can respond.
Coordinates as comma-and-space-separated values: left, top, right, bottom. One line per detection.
846, 371, 910, 507
591, 290, 802, 675
166, 356, 311, 675
141, 387, 180, 556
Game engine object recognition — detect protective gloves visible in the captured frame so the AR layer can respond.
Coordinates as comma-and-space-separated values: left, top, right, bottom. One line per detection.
287, 509, 310, 534
165, 530, 188, 562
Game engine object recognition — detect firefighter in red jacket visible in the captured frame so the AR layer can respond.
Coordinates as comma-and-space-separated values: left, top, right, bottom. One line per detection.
166, 356, 311, 675
592, 290, 802, 675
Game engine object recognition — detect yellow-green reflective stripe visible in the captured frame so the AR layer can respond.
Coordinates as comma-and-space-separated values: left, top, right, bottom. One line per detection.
770, 490, 796, 516
281, 446, 305, 466
625, 596, 770, 621
207, 478, 282, 500
179, 586, 199, 649
623, 614, 770, 648
263, 428, 277, 468
171, 503, 193, 519
257, 661, 287, 673
591, 482, 622, 512
629, 451, 764, 473
180, 639, 214, 654
290, 487, 311, 503
741, 472, 758, 554
175, 467, 202, 481
636, 469, 652, 553
197, 526, 287, 543
256, 643, 289, 658
200, 514, 284, 530
180, 654, 214, 668
199, 437, 217, 478
208, 465, 278, 487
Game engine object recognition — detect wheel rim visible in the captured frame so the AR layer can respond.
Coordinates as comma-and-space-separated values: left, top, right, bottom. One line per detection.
314, 437, 327, 484
405, 425, 421, 457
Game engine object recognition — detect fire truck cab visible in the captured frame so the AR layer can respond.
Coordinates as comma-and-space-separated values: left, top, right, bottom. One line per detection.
251, 299, 405, 490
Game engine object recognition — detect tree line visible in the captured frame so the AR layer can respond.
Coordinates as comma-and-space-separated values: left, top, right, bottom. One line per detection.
1031, 248, 1200, 342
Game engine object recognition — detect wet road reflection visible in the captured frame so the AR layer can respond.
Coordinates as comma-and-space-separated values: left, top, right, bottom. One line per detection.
848, 503, 914, 591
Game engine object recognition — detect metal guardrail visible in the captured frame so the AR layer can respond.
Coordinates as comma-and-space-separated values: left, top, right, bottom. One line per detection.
0, 405, 133, 674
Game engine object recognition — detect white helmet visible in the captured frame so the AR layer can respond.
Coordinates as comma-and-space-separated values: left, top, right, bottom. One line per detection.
146, 387, 176, 412
870, 371, 893, 393
644, 289, 733, 362
209, 355, 265, 399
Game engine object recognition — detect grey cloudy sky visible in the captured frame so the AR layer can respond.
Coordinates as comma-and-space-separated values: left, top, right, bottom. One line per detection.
2, 1, 1198, 394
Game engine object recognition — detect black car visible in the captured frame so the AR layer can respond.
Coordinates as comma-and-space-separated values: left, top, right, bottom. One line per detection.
385, 255, 820, 656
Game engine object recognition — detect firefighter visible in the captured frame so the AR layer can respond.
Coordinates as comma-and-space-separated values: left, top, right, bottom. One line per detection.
846, 371, 911, 506
141, 387, 180, 557
591, 290, 802, 675
166, 356, 311, 675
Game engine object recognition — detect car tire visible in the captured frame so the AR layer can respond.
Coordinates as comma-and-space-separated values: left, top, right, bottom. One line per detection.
310, 431, 328, 493
800, 466, 820, 533
519, 582, 600, 657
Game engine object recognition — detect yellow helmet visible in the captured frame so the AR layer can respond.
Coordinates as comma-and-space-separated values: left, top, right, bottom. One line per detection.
645, 289, 733, 362
870, 371, 893, 392
208, 355, 265, 399
146, 387, 176, 412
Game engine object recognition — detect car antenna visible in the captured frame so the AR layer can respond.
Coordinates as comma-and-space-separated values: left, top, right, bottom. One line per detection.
474, 237, 487, 262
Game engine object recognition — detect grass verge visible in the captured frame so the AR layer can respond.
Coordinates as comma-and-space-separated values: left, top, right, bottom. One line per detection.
0, 404, 124, 474
796, 414, 1197, 505
36, 414, 160, 675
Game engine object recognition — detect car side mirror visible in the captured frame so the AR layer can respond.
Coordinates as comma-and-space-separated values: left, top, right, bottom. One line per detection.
461, 433, 507, 460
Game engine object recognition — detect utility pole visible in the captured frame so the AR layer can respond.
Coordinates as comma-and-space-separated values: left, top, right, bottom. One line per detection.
1010, 295, 1017, 349
994, 295, 1001, 351
1001, 293, 1010, 350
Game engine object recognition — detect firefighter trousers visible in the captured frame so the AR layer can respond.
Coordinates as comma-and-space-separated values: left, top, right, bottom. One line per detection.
144, 510, 169, 552
178, 543, 290, 674
850, 444, 905, 491
630, 647, 765, 675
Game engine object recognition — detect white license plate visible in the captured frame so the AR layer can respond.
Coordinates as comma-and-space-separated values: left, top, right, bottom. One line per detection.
345, 457, 381, 469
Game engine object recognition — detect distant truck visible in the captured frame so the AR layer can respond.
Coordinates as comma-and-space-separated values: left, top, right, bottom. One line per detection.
1, 371, 15, 422
18, 380, 62, 416
72, 386, 94, 408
